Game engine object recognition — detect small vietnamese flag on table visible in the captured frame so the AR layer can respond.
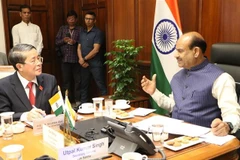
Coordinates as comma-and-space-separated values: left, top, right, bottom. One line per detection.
48, 91, 64, 116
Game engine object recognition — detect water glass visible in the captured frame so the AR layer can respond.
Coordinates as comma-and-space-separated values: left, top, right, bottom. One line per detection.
151, 123, 164, 150
0, 112, 14, 140
104, 99, 113, 116
92, 97, 104, 117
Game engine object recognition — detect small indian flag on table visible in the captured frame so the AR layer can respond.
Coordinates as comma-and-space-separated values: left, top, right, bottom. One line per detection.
48, 91, 64, 116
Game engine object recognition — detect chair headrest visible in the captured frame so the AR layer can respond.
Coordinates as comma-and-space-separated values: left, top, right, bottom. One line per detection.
211, 43, 240, 66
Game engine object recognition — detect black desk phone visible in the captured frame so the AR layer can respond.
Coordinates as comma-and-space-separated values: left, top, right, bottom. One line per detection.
107, 120, 156, 156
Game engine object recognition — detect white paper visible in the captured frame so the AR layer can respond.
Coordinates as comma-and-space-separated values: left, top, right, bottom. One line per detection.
129, 108, 156, 116
200, 132, 236, 145
133, 115, 234, 145
165, 122, 211, 137
133, 115, 210, 137
133, 115, 183, 132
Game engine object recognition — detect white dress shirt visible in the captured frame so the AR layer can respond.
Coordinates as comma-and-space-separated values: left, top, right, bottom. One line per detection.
151, 72, 240, 133
17, 72, 38, 121
12, 21, 43, 54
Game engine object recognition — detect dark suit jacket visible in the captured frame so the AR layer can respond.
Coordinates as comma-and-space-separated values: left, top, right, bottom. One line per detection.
0, 72, 58, 120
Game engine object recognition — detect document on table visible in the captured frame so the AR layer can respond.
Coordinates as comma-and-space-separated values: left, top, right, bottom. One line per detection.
129, 108, 156, 116
133, 115, 183, 132
165, 122, 211, 137
133, 115, 235, 145
133, 115, 210, 136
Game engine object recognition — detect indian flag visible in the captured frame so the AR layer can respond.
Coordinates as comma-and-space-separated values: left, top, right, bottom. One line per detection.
151, 0, 182, 114
48, 91, 64, 116
63, 95, 75, 130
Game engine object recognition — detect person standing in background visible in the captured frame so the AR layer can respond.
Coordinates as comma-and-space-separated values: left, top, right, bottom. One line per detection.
56, 10, 82, 109
77, 11, 107, 103
12, 4, 43, 55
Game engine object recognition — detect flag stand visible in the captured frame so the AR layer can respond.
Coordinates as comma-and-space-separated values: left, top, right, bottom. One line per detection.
63, 90, 77, 146
63, 113, 76, 146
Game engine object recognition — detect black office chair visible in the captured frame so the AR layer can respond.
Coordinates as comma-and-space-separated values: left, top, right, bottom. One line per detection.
211, 43, 240, 100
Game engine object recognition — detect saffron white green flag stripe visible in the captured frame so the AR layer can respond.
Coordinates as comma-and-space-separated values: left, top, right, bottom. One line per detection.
151, 0, 182, 114
63, 95, 75, 130
48, 91, 64, 116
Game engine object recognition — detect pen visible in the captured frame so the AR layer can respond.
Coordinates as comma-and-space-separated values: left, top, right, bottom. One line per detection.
32, 105, 46, 117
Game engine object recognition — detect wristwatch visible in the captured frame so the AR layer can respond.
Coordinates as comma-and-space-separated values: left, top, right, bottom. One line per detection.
226, 122, 234, 133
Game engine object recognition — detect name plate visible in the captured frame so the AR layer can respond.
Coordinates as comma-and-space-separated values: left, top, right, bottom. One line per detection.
43, 124, 64, 149
33, 114, 64, 135
58, 137, 108, 160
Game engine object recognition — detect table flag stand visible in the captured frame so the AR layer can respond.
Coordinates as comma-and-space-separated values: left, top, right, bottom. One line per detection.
63, 90, 77, 146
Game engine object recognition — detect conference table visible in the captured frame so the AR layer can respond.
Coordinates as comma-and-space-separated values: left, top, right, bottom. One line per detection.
0, 108, 239, 160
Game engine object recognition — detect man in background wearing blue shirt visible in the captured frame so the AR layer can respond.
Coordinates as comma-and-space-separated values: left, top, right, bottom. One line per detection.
77, 11, 107, 103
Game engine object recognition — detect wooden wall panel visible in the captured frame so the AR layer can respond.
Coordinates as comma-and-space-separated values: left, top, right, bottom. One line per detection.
97, 7, 106, 34
7, 0, 28, 7
32, 12, 48, 48
113, 0, 135, 40
98, 0, 105, 6
200, 0, 222, 58
137, 0, 155, 61
49, 0, 64, 83
220, 0, 240, 42
178, 0, 200, 32
82, 0, 96, 6
30, 0, 47, 10
7, 11, 19, 33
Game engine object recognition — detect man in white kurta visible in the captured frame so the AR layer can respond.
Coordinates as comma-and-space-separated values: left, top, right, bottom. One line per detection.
12, 5, 43, 54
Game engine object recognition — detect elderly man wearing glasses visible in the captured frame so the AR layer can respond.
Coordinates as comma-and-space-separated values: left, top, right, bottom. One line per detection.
0, 44, 58, 121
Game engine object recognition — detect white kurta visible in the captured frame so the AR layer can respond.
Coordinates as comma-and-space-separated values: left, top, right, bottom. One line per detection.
12, 21, 43, 54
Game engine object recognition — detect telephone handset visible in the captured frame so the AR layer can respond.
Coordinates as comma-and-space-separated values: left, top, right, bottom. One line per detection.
125, 123, 156, 155
107, 121, 156, 156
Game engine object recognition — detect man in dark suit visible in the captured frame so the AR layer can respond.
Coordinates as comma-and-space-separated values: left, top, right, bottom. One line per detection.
0, 44, 58, 121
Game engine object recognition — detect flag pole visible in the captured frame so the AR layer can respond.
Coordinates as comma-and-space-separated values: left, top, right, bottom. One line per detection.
63, 90, 77, 146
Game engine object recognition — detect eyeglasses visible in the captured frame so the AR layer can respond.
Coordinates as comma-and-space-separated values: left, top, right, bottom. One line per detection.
85, 18, 94, 21
23, 56, 43, 65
